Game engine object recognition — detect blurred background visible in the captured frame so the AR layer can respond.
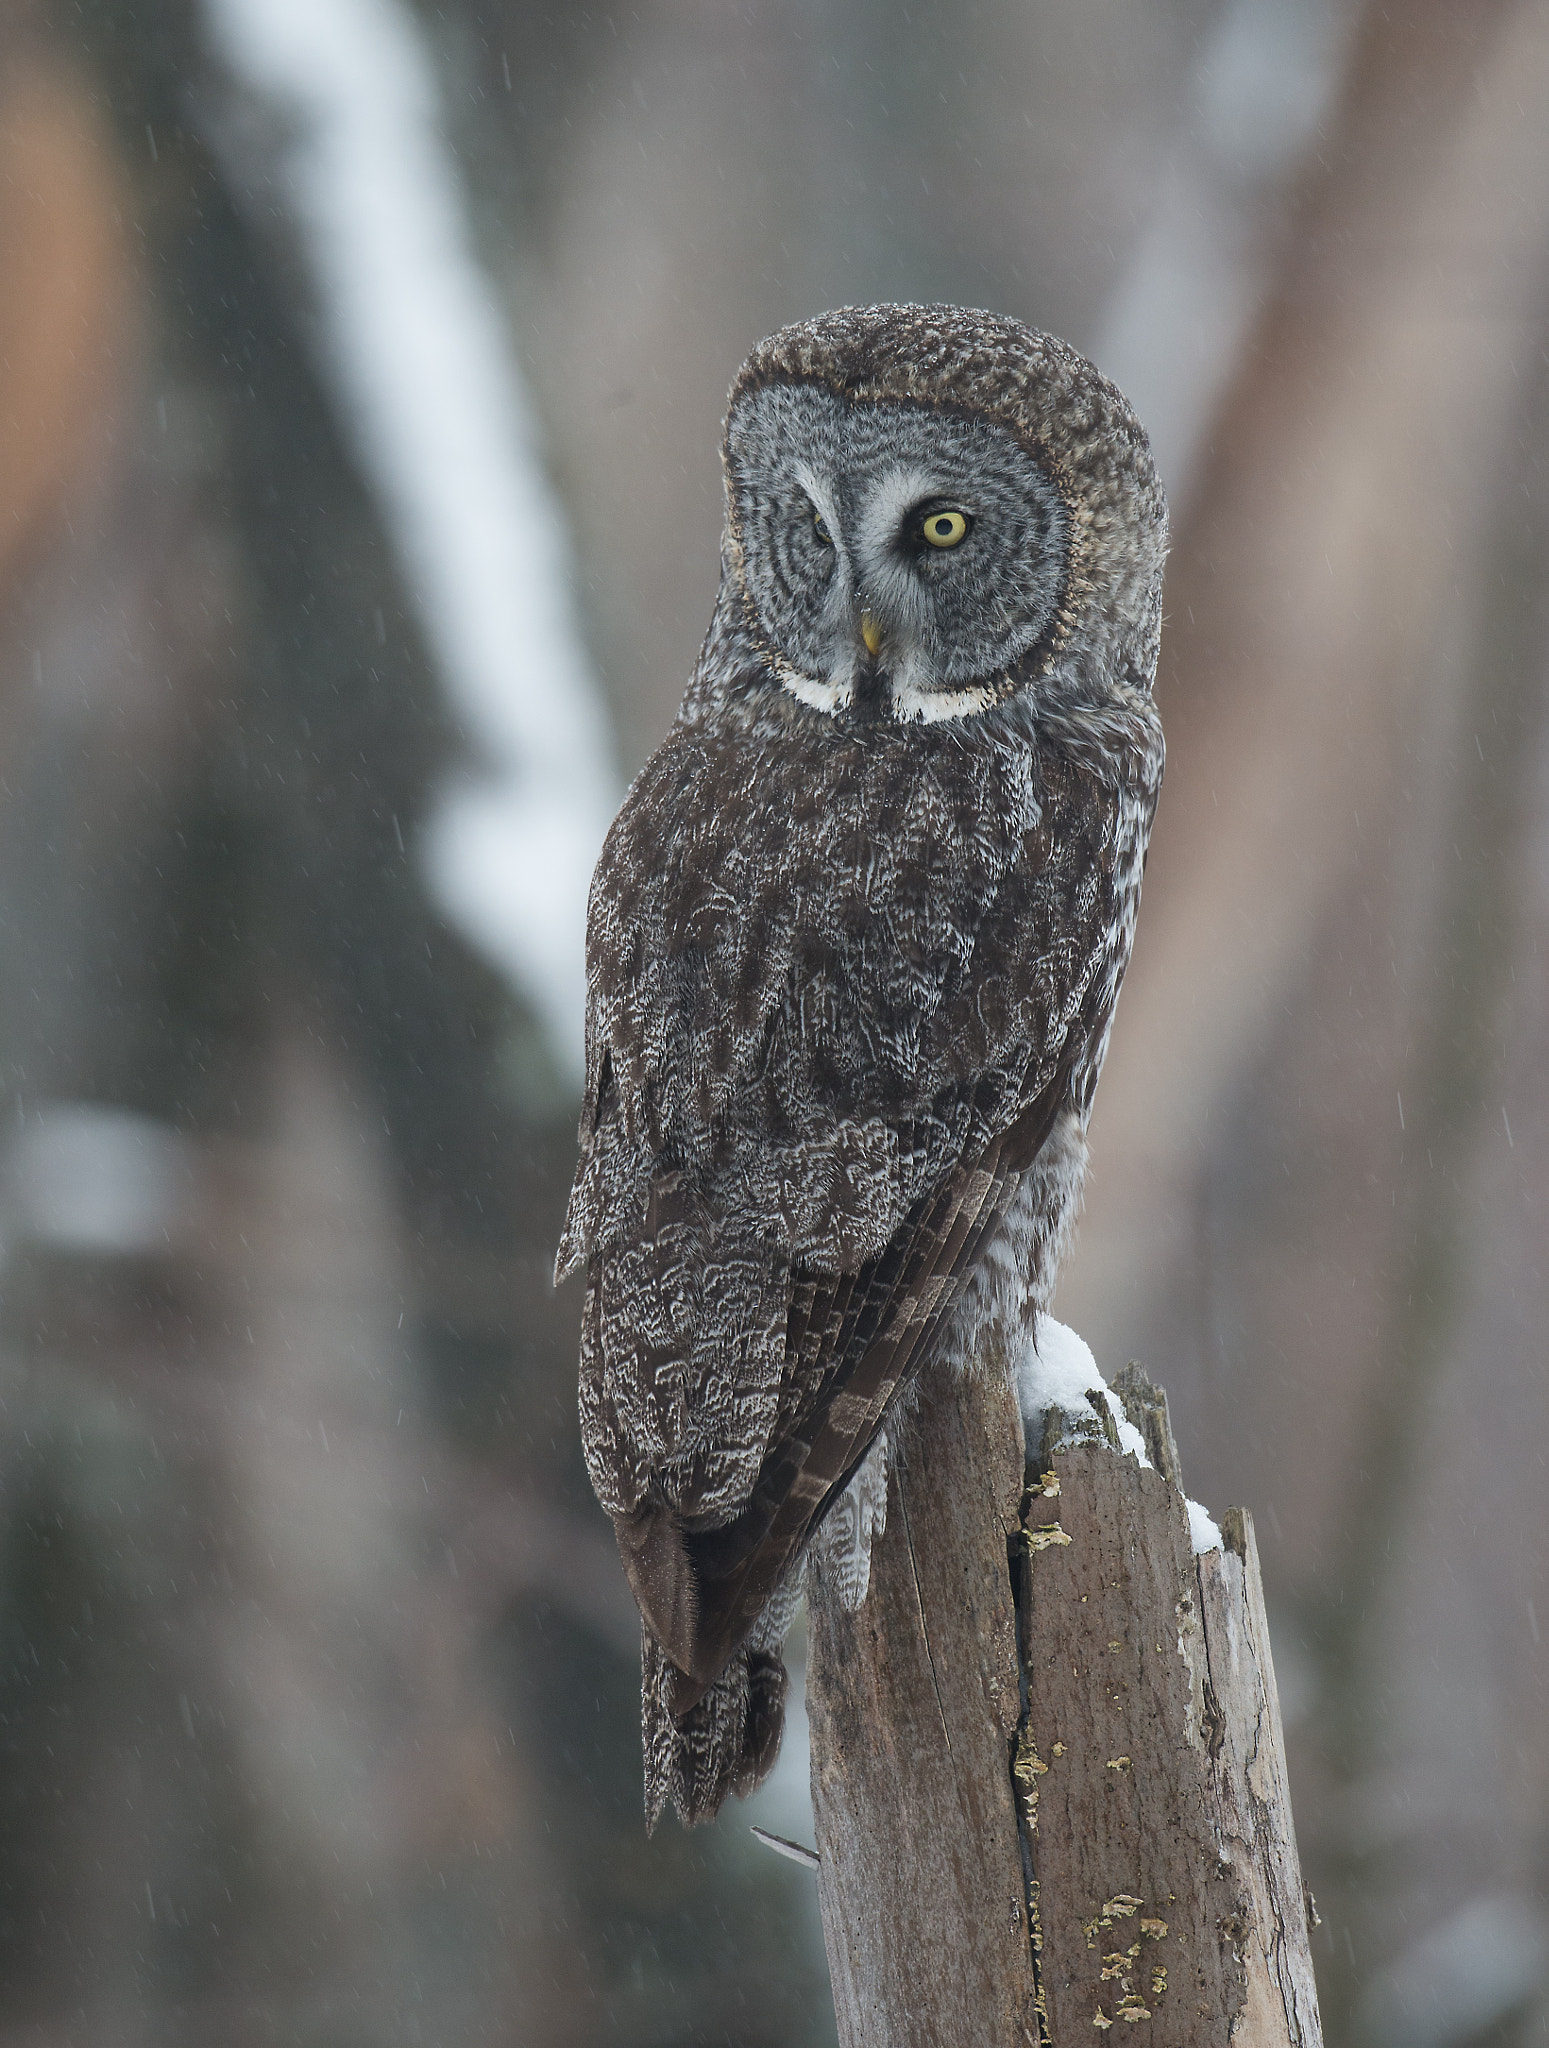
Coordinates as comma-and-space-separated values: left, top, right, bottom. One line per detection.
0, 0, 1545, 2042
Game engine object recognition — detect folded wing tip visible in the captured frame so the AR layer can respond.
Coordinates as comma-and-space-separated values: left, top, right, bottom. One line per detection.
614, 1499, 703, 1678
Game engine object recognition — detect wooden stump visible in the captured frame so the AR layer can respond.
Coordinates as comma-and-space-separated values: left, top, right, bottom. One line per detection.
805, 1356, 1323, 2047
806, 1359, 1039, 2048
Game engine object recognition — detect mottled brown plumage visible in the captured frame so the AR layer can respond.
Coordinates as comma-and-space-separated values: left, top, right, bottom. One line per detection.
556, 304, 1166, 1827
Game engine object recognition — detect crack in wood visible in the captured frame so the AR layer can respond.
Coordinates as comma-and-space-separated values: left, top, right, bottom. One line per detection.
1009, 1521, 1050, 2041
899, 1487, 958, 1773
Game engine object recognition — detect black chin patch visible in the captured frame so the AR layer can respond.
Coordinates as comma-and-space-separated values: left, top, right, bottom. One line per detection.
844, 666, 889, 726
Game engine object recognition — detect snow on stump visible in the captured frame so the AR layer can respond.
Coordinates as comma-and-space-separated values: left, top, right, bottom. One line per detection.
805, 1317, 1324, 2048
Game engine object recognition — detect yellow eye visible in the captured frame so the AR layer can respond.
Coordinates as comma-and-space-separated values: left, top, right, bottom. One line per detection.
921, 508, 969, 549
813, 510, 834, 546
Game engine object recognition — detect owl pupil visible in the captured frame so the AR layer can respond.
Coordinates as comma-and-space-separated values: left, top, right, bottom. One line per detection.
932, 518, 950, 536
813, 511, 833, 545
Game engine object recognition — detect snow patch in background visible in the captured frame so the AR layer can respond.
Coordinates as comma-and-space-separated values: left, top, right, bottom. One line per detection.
1, 1103, 192, 1257
202, 0, 617, 1081
1019, 1315, 1223, 1555
1094, 0, 1356, 511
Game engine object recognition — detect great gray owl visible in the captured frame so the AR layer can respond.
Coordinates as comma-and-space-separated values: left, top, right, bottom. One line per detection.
556, 304, 1166, 1829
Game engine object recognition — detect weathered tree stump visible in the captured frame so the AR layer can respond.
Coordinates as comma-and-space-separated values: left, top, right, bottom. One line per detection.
805, 1351, 1323, 2047
806, 1359, 1038, 2046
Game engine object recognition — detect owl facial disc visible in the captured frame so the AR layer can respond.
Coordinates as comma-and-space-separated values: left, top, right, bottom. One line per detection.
725, 381, 1069, 724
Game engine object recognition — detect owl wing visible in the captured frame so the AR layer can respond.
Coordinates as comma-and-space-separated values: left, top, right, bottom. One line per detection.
661, 1059, 1074, 1710
559, 723, 1129, 1711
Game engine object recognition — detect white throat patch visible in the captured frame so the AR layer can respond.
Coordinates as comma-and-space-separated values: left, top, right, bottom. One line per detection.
773, 657, 1005, 725
772, 657, 853, 716
889, 674, 1006, 723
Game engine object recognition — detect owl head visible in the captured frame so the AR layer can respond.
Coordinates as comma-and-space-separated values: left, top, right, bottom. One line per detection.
716, 304, 1166, 726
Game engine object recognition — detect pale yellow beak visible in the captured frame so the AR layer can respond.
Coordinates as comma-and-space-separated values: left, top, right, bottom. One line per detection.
860, 609, 883, 658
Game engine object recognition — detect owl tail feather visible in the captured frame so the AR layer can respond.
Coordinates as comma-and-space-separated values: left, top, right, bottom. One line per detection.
641, 1627, 788, 1830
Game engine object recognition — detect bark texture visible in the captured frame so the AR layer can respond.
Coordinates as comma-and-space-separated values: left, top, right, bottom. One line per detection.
806, 1360, 1039, 2048
806, 1361, 1322, 2047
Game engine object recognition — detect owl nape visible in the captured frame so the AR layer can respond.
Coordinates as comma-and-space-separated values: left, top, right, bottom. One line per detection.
555, 303, 1166, 1829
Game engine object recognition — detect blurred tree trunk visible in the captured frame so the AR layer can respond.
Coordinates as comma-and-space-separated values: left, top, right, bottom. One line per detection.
1306, 243, 1549, 2048
0, 6, 836, 2044
1069, 0, 1546, 1362
1060, 6, 1549, 2038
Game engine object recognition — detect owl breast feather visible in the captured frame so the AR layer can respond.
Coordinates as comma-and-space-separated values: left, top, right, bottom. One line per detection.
568, 718, 1099, 1214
